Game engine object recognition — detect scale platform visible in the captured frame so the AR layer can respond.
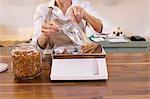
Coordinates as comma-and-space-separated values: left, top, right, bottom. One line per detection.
50, 47, 108, 80
50, 58, 108, 80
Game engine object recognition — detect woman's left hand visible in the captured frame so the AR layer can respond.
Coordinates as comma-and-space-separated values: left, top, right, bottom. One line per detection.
70, 6, 87, 23
70, 6, 103, 33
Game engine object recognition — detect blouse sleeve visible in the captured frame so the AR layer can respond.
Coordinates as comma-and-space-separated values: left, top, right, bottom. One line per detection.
31, 4, 48, 45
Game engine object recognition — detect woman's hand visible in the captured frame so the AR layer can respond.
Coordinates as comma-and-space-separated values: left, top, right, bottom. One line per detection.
70, 6, 87, 23
70, 6, 103, 33
41, 21, 60, 37
38, 21, 59, 49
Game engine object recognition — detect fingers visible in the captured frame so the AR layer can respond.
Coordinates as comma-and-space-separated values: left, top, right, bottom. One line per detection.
41, 22, 60, 37
42, 22, 59, 30
41, 28, 57, 36
71, 6, 84, 23
72, 6, 80, 16
70, 12, 77, 23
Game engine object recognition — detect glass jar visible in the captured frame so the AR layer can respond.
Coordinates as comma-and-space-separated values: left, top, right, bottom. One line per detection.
11, 43, 41, 79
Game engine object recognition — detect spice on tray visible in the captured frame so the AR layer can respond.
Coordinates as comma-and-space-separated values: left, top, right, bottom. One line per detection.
80, 44, 99, 54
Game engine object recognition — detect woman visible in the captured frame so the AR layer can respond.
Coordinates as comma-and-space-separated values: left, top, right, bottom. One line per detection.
32, 0, 103, 49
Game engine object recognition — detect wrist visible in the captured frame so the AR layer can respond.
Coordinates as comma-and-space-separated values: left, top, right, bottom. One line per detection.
37, 34, 49, 49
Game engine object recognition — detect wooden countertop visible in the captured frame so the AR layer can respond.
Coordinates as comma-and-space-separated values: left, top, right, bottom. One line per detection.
0, 48, 150, 99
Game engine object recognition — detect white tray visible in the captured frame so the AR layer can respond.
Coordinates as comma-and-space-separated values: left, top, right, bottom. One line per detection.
50, 58, 108, 80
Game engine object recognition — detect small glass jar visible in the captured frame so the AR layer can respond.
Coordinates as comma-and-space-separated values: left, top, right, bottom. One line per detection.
11, 43, 41, 79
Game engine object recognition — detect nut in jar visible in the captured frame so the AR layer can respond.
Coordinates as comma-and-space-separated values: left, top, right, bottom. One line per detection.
11, 43, 41, 79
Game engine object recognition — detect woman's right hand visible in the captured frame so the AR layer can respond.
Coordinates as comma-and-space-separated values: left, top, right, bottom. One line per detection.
41, 21, 60, 37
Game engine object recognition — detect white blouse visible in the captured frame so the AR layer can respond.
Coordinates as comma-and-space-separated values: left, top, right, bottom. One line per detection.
32, 0, 107, 45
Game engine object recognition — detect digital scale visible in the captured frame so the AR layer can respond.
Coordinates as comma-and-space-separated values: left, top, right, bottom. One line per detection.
50, 48, 108, 80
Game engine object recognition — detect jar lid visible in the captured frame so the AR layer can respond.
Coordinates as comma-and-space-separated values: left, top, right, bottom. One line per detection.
0, 63, 8, 73
15, 43, 36, 52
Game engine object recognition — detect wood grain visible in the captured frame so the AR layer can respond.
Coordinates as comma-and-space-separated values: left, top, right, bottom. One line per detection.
0, 47, 150, 99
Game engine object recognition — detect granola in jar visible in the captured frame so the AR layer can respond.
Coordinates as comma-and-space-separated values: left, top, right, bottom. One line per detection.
11, 43, 41, 79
